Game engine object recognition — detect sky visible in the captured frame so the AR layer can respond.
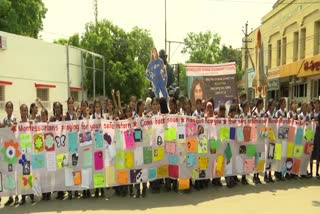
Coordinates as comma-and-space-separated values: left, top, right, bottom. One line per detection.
40, 0, 278, 63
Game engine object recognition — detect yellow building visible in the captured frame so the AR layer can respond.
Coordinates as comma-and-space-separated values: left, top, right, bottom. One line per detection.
243, 0, 320, 104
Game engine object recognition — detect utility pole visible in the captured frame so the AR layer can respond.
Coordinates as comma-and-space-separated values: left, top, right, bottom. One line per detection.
242, 21, 251, 99
165, 0, 167, 52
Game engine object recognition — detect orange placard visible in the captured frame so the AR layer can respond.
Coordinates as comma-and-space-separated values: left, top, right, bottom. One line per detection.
116, 170, 129, 185
178, 178, 190, 190
186, 138, 197, 152
291, 159, 301, 175
73, 171, 81, 185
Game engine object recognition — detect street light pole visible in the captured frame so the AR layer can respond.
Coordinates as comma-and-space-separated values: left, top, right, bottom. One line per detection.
165, 0, 167, 52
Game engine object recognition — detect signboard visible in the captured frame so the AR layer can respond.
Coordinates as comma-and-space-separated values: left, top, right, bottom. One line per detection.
267, 79, 280, 91
186, 63, 237, 106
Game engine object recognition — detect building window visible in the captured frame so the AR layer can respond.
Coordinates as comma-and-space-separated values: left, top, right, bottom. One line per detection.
277, 40, 281, 66
293, 31, 299, 61
268, 44, 272, 69
36, 88, 50, 109
70, 91, 79, 102
0, 85, 4, 109
311, 79, 320, 99
282, 37, 287, 65
300, 28, 306, 59
315, 21, 320, 55
293, 83, 307, 98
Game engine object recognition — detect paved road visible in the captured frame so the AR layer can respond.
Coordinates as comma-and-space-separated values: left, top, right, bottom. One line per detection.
0, 177, 319, 214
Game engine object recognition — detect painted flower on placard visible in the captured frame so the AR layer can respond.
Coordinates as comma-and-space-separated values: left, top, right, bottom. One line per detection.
1, 140, 21, 164
35, 138, 43, 150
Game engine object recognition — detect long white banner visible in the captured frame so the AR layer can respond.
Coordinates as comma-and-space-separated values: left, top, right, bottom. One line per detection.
0, 116, 315, 195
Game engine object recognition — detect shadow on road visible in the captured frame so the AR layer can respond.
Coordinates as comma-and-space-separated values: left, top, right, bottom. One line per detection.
0, 177, 319, 213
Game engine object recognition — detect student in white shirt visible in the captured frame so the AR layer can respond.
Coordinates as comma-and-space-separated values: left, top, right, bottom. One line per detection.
192, 98, 204, 118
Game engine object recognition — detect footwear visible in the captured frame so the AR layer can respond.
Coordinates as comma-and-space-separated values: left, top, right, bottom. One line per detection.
241, 178, 249, 185
234, 176, 240, 182
135, 190, 141, 198
129, 191, 134, 197
4, 197, 14, 206
14, 196, 19, 205
285, 174, 291, 179
142, 189, 146, 198
100, 189, 105, 197
68, 194, 72, 200
94, 191, 99, 198
74, 191, 79, 198
19, 200, 26, 206
269, 176, 275, 182
264, 175, 270, 183
31, 199, 35, 204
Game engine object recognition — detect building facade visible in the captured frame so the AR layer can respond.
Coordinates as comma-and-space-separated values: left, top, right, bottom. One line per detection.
0, 31, 87, 118
243, 0, 320, 104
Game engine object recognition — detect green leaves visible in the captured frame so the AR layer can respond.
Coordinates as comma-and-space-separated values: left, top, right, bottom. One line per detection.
0, 0, 47, 38
182, 31, 221, 64
56, 19, 154, 102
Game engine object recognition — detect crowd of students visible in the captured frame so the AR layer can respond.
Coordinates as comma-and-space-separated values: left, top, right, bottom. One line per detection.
0, 90, 319, 206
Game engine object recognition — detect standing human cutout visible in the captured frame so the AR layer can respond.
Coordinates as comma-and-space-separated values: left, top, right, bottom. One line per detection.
146, 47, 168, 99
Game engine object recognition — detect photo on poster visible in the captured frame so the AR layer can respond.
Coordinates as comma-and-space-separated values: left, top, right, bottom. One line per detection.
278, 127, 289, 140
239, 145, 246, 154
79, 132, 92, 146
268, 143, 275, 159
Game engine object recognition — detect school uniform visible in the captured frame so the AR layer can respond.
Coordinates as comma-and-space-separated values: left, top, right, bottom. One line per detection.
264, 110, 275, 183
90, 113, 105, 197
133, 113, 147, 197
311, 111, 320, 176
3, 115, 20, 206
252, 109, 264, 184
20, 118, 35, 205
275, 108, 287, 181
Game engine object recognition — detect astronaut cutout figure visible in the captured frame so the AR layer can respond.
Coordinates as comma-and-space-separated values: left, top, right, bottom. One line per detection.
146, 47, 168, 99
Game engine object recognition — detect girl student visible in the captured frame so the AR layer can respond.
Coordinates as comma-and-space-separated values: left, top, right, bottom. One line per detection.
274, 97, 287, 181
225, 104, 238, 188
79, 100, 89, 120
77, 100, 91, 199
287, 100, 298, 120
50, 102, 66, 200
211, 104, 225, 187
263, 99, 275, 183
133, 99, 147, 198
29, 103, 40, 122
194, 99, 208, 191
90, 99, 105, 198
152, 97, 169, 193
251, 98, 264, 184
2, 101, 20, 206
19, 104, 35, 205
238, 101, 250, 185
64, 96, 78, 199
310, 99, 320, 177
39, 108, 52, 201
169, 97, 178, 114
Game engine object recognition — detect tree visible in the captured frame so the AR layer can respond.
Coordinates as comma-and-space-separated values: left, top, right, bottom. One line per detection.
182, 31, 221, 63
54, 33, 80, 47
56, 20, 154, 102
217, 45, 243, 80
0, 0, 47, 38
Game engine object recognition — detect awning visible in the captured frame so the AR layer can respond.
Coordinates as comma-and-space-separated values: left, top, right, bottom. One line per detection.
69, 86, 82, 91
0, 80, 12, 85
34, 83, 56, 88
